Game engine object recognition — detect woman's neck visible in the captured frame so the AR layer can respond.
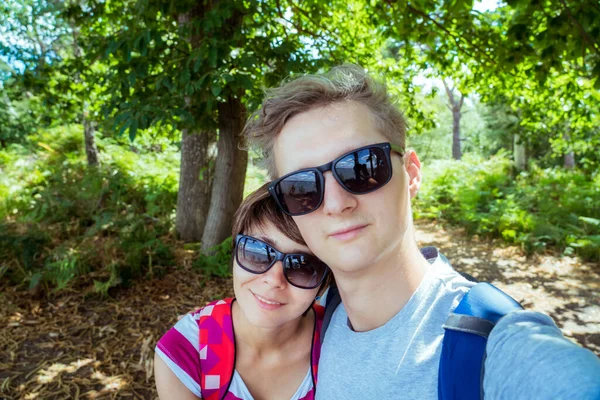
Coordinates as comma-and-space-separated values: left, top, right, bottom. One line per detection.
232, 301, 314, 355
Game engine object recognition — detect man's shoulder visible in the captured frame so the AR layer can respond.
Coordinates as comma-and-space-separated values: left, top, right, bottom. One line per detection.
425, 248, 475, 305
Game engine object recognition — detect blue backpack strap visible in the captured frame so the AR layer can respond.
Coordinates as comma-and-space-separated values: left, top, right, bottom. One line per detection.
438, 283, 523, 400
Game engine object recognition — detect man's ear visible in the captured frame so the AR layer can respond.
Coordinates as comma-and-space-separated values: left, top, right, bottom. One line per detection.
404, 150, 421, 199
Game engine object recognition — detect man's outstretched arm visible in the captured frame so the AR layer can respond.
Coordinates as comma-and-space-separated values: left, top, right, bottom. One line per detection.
484, 310, 600, 399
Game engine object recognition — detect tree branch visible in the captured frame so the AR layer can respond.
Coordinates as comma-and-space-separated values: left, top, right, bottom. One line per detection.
585, 0, 600, 13
405, 4, 499, 67
286, 0, 352, 57
442, 79, 456, 106
558, 0, 600, 57
275, 0, 291, 41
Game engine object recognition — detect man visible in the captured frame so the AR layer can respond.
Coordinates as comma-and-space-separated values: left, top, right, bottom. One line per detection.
244, 65, 600, 398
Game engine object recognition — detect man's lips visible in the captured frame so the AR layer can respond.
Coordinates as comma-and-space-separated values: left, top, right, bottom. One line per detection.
329, 224, 368, 240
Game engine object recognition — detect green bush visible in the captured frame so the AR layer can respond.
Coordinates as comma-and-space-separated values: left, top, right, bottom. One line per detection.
244, 150, 269, 197
0, 125, 178, 294
415, 152, 600, 261
193, 236, 233, 281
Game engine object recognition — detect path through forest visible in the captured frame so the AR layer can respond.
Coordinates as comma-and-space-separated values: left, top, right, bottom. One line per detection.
1, 220, 598, 399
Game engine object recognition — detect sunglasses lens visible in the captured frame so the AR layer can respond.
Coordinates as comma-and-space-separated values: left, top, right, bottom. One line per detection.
274, 170, 321, 215
334, 147, 390, 193
284, 254, 328, 289
236, 237, 276, 273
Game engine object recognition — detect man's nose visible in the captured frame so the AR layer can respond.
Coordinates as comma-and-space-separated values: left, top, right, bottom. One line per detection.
321, 172, 358, 216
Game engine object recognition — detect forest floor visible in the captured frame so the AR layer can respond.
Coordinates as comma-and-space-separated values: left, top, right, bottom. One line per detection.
1, 220, 599, 399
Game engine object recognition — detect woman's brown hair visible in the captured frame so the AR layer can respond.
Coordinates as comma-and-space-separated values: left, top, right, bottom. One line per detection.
231, 183, 305, 244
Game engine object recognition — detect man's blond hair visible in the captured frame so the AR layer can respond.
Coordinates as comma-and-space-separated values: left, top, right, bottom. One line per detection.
244, 64, 407, 177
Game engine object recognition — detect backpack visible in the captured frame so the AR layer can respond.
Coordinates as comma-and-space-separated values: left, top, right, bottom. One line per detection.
321, 250, 523, 400
197, 298, 325, 400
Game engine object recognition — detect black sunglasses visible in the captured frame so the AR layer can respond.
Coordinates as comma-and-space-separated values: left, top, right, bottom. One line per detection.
268, 142, 404, 216
235, 234, 329, 290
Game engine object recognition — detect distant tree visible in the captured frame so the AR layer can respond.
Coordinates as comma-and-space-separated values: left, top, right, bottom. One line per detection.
373, 0, 600, 170
442, 79, 465, 160
0, 0, 104, 165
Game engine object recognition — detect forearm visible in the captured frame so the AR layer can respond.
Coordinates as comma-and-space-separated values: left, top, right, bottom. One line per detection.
484, 311, 600, 399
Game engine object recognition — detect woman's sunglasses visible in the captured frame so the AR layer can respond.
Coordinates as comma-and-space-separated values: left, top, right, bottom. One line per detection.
235, 234, 329, 290
268, 142, 404, 216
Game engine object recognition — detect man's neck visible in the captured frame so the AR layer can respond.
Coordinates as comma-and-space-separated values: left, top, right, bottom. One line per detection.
334, 238, 431, 332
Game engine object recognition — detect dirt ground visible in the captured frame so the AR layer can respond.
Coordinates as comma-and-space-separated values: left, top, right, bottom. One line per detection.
1, 220, 599, 399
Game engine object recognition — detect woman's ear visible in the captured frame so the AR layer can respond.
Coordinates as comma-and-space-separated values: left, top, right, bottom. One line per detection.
404, 150, 422, 199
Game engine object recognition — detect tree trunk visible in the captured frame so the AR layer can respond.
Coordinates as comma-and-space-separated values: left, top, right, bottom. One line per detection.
443, 80, 464, 160
451, 107, 462, 160
564, 153, 575, 169
563, 132, 575, 169
84, 113, 99, 167
175, 7, 214, 242
513, 133, 527, 171
201, 95, 248, 253
72, 25, 100, 167
176, 129, 212, 242
176, 2, 246, 245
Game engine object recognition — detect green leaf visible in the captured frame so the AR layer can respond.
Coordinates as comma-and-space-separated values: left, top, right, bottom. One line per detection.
163, 77, 172, 91
236, 74, 253, 91
208, 47, 217, 68
117, 119, 131, 136
211, 84, 222, 97
106, 39, 118, 57
223, 73, 234, 84
29, 272, 43, 290
579, 216, 600, 226
193, 57, 203, 73
180, 68, 190, 84
129, 119, 138, 141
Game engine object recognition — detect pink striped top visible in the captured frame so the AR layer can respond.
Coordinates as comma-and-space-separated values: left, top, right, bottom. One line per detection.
155, 300, 321, 399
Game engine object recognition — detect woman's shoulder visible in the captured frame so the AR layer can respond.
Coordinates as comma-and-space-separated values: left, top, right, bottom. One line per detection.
190, 298, 235, 344
157, 298, 234, 351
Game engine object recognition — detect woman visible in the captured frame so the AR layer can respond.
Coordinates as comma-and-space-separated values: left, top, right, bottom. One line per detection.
154, 184, 331, 400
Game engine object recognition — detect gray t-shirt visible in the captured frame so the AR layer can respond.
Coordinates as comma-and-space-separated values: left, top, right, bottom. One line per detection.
316, 248, 600, 399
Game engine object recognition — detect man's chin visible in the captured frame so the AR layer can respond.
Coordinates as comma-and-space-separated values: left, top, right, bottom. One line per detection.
329, 255, 374, 275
